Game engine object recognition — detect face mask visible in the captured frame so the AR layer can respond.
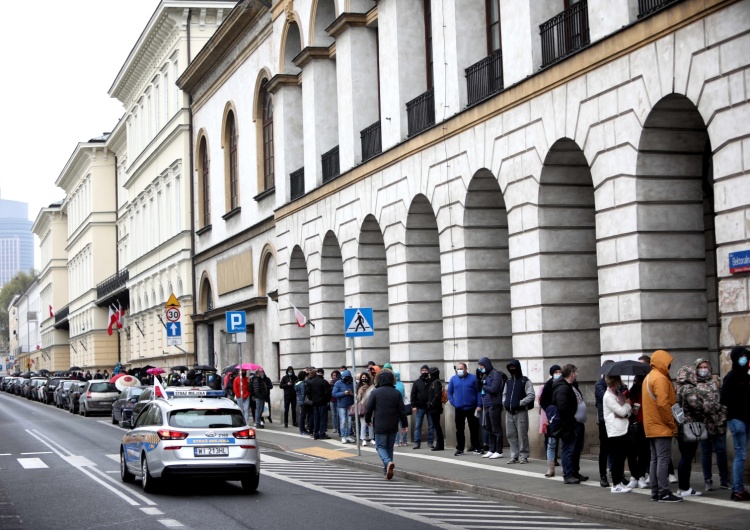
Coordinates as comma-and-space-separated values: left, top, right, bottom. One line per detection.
420, 373, 429, 380
360, 379, 368, 384
479, 368, 486, 374
698, 368, 709, 378
553, 373, 561, 380
456, 369, 465, 377
739, 357, 748, 367
287, 371, 293, 375
343, 376, 352, 383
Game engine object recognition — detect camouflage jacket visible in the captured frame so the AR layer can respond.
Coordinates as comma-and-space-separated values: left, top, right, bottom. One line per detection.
676, 359, 727, 436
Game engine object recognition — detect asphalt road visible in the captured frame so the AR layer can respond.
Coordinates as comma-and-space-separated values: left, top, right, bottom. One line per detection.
0, 392, 443, 530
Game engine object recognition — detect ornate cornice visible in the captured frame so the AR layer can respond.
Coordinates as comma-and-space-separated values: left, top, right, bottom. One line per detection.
292, 46, 332, 68
265, 73, 300, 94
325, 12, 368, 38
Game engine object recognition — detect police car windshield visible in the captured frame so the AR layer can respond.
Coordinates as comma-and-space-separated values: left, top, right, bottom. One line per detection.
168, 409, 246, 429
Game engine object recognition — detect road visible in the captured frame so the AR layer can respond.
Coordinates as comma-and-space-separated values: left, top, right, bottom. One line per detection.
0, 392, 621, 529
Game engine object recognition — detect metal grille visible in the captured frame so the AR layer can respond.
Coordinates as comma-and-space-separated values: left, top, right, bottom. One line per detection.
322, 146, 340, 183
96, 269, 129, 300
466, 49, 504, 107
361, 121, 382, 162
540, 0, 590, 68
406, 88, 435, 137
638, 0, 681, 18
290, 167, 305, 201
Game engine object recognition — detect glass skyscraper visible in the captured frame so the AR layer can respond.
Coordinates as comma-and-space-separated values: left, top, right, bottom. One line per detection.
0, 197, 34, 289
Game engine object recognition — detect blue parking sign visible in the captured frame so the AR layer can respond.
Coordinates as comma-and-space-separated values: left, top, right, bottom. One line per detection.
226, 311, 246, 333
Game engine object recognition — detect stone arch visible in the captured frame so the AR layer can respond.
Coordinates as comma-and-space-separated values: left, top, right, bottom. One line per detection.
199, 273, 215, 313
287, 245, 311, 367
356, 214, 390, 365
310, 0, 336, 47
280, 19, 303, 75
533, 138, 600, 375
258, 243, 278, 297
634, 93, 717, 367
457, 169, 512, 359
309, 231, 346, 368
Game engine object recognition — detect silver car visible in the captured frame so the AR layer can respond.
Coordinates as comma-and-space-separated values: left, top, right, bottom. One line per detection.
120, 388, 260, 493
79, 380, 119, 416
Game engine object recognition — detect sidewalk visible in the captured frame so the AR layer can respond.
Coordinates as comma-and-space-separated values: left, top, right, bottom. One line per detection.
255, 421, 749, 530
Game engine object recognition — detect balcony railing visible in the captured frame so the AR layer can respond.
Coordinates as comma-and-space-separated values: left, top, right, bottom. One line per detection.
406, 88, 435, 137
638, 0, 681, 18
540, 0, 590, 68
290, 167, 305, 201
360, 120, 382, 162
466, 49, 504, 107
96, 269, 129, 300
54, 305, 69, 325
322, 146, 340, 183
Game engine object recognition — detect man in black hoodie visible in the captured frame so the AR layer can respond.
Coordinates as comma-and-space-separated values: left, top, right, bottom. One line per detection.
280, 366, 298, 427
478, 356, 505, 459
410, 364, 434, 449
552, 364, 588, 484
720, 346, 750, 501
366, 370, 409, 480
502, 359, 535, 464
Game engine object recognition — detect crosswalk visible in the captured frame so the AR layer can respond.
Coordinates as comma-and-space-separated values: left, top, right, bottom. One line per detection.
261, 457, 620, 530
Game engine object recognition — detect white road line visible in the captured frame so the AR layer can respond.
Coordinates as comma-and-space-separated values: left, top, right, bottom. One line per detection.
259, 453, 289, 463
97, 420, 125, 431
20, 451, 53, 455
17, 458, 48, 469
106, 453, 120, 462
0, 453, 11, 456
141, 507, 164, 515
158, 519, 184, 527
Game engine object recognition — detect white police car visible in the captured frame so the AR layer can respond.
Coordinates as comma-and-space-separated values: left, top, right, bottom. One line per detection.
120, 387, 260, 493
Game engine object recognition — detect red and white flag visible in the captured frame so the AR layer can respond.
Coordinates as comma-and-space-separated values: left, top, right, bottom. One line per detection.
289, 302, 315, 328
107, 306, 118, 336
153, 374, 167, 398
49, 305, 54, 318
116, 302, 125, 329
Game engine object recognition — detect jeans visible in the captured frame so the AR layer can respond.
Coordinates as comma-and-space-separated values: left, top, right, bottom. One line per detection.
506, 410, 530, 460
546, 435, 558, 461
561, 422, 584, 479
728, 418, 750, 493
677, 437, 699, 491
488, 406, 504, 453
430, 411, 444, 449
700, 433, 728, 484
360, 417, 370, 440
374, 432, 398, 475
330, 402, 339, 434
649, 437, 673, 496
399, 418, 409, 445
283, 395, 297, 426
313, 405, 327, 438
298, 403, 308, 434
413, 408, 434, 444
454, 408, 481, 451
338, 407, 352, 437
254, 398, 266, 425
236, 396, 250, 423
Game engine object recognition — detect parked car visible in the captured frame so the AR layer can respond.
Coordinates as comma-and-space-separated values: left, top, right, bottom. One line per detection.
130, 387, 155, 424
78, 380, 119, 416
27, 378, 46, 400
1, 376, 13, 391
68, 381, 87, 414
120, 388, 259, 493
54, 380, 77, 408
112, 386, 145, 428
41, 377, 69, 405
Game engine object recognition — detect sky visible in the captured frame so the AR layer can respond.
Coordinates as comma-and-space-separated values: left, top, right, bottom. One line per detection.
0, 0, 160, 268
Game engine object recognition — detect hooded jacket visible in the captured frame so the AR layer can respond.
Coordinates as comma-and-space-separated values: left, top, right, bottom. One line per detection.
720, 346, 750, 424
305, 372, 331, 406
332, 370, 354, 409
251, 373, 273, 401
479, 357, 505, 408
551, 376, 577, 436
427, 367, 443, 414
676, 363, 727, 436
502, 360, 534, 413
447, 369, 481, 410
394, 372, 406, 400
642, 350, 677, 438
410, 364, 431, 408
539, 364, 561, 411
365, 371, 408, 434
280, 367, 298, 397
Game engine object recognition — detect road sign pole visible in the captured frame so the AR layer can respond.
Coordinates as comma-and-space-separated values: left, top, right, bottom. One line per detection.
350, 337, 360, 457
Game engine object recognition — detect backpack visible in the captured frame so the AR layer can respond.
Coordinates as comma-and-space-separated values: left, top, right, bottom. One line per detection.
441, 385, 448, 404
545, 404, 561, 436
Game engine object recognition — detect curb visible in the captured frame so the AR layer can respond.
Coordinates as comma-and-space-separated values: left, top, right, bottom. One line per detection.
259, 439, 719, 530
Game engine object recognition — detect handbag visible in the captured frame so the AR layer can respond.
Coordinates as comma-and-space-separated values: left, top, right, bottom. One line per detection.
348, 404, 356, 416
682, 421, 708, 442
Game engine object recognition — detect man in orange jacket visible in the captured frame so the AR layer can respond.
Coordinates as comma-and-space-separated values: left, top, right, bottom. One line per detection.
642, 350, 681, 503
233, 370, 251, 424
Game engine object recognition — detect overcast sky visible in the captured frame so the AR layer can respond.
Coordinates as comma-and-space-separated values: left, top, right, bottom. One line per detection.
0, 1, 160, 268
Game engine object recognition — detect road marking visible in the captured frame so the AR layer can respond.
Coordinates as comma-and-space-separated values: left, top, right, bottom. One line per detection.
106, 454, 120, 462
158, 519, 184, 527
20, 451, 53, 455
260, 453, 290, 463
17, 458, 47, 469
0, 454, 11, 456
97, 420, 125, 430
141, 507, 164, 515
62, 455, 96, 467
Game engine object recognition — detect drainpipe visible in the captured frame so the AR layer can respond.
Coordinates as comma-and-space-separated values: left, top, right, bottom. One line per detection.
186, 8, 199, 364
114, 154, 121, 365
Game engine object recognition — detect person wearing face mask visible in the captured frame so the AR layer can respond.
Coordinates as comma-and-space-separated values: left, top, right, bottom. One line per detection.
357, 372, 376, 445
720, 346, 750, 501
551, 364, 588, 484
502, 360, 535, 464
333, 370, 356, 443
478, 357, 505, 459
539, 364, 562, 477
692, 358, 729, 492
410, 365, 435, 449
447, 362, 482, 456
595, 360, 615, 487
674, 364, 705, 497
280, 366, 298, 428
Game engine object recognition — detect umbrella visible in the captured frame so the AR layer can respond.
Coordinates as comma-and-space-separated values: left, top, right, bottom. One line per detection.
193, 364, 217, 372
223, 365, 238, 374
110, 373, 126, 384
114, 374, 141, 391
171, 365, 189, 372
68, 366, 82, 372
598, 360, 651, 377
236, 363, 263, 372
39, 369, 50, 374
146, 367, 165, 375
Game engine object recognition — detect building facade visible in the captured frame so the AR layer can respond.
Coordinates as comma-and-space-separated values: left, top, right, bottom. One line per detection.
0, 197, 34, 290
180, 0, 750, 451
11, 279, 42, 372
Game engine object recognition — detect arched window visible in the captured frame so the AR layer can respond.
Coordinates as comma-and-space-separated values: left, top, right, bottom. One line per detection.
262, 83, 274, 190
199, 136, 210, 226
225, 112, 239, 210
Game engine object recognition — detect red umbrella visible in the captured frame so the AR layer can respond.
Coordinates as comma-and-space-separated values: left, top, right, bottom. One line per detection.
236, 363, 263, 372
146, 367, 165, 375
110, 373, 127, 384
114, 375, 141, 391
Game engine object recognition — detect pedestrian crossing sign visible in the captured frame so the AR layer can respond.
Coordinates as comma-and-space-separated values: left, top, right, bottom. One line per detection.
344, 308, 374, 337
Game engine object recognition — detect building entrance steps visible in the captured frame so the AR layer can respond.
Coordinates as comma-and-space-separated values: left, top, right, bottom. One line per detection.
256, 421, 750, 530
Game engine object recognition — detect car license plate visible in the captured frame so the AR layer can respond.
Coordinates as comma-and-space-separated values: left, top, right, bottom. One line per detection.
194, 446, 228, 457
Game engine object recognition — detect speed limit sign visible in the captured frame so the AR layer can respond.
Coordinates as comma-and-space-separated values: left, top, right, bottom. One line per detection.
166, 307, 181, 322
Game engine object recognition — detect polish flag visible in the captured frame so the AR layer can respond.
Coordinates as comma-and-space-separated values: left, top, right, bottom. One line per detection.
153, 374, 167, 398
290, 302, 315, 328
116, 302, 125, 329
49, 305, 54, 318
107, 306, 118, 336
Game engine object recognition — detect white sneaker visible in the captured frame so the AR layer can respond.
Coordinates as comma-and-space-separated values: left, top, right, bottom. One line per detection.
626, 478, 638, 489
611, 484, 632, 493
481, 451, 492, 458
644, 473, 650, 485
669, 474, 678, 484
489, 452, 503, 459
341, 437, 347, 444
638, 477, 648, 489
346, 436, 355, 443
677, 488, 702, 497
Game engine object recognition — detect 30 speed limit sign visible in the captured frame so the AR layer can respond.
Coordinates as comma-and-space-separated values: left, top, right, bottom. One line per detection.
166, 307, 181, 322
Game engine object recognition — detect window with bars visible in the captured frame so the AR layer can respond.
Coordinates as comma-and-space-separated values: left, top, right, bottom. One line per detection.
227, 113, 239, 210
262, 85, 274, 190
200, 137, 210, 227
